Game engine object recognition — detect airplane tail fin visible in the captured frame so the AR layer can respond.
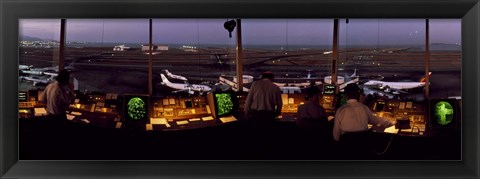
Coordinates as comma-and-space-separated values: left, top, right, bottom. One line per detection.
350, 68, 357, 77
420, 72, 432, 82
160, 74, 171, 84
67, 59, 76, 68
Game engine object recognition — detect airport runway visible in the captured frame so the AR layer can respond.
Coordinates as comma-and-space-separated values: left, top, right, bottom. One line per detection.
18, 47, 461, 99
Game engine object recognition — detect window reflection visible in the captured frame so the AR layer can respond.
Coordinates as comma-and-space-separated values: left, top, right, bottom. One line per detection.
65, 19, 150, 95
18, 18, 461, 102
19, 19, 61, 90
152, 19, 237, 96
428, 19, 461, 99
242, 19, 333, 94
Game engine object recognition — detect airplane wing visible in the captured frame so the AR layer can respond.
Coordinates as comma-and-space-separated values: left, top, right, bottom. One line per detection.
172, 88, 195, 95
363, 83, 383, 90
392, 89, 409, 94
172, 89, 188, 93
363, 86, 396, 99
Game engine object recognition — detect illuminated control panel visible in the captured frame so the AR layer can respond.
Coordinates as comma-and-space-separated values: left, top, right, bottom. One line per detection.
321, 85, 337, 113
281, 94, 305, 113
18, 90, 42, 118
19, 102, 35, 108
151, 96, 210, 121
371, 99, 428, 134
67, 93, 120, 114
321, 95, 336, 111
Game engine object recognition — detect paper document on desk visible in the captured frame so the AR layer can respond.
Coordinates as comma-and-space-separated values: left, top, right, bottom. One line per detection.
176, 120, 189, 125
71, 111, 82, 116
146, 124, 153, 131
66, 114, 75, 121
81, 118, 90, 124
34, 108, 48, 116
189, 118, 201, 122
202, 116, 214, 121
150, 118, 167, 124
150, 118, 171, 128
115, 122, 122, 128
219, 116, 237, 123
384, 125, 399, 134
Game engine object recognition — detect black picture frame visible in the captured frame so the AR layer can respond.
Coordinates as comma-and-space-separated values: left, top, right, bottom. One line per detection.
2, 0, 479, 178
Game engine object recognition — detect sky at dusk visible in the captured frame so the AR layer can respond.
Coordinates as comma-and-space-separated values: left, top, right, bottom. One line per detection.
19, 18, 461, 46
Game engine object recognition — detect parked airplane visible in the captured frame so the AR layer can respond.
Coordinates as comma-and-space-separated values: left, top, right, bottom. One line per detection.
20, 76, 52, 86
160, 74, 211, 94
20, 70, 44, 76
272, 70, 323, 88
164, 69, 188, 81
363, 72, 432, 94
19, 65, 33, 70
20, 70, 58, 78
218, 75, 302, 94
273, 81, 322, 89
362, 85, 396, 99
29, 60, 76, 72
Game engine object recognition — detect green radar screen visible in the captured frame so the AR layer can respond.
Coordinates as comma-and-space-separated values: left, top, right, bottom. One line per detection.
215, 93, 234, 116
127, 97, 146, 120
434, 101, 454, 125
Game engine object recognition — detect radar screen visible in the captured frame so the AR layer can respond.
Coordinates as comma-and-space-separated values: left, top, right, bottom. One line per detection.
429, 99, 459, 129
123, 95, 149, 121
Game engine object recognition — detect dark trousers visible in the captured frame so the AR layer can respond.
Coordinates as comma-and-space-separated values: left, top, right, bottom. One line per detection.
246, 110, 279, 158
42, 114, 69, 132
248, 110, 277, 130
337, 131, 374, 159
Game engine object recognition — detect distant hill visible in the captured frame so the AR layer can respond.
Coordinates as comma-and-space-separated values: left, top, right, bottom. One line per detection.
19, 35, 43, 41
407, 43, 461, 52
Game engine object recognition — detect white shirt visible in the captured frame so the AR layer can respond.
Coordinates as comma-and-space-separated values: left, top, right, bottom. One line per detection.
40, 81, 74, 115
333, 99, 392, 141
245, 79, 282, 114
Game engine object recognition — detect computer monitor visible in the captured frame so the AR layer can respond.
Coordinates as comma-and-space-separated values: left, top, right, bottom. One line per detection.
19, 91, 28, 102
185, 100, 193, 108
373, 101, 385, 112
429, 99, 460, 129
212, 91, 237, 118
123, 95, 149, 121
323, 84, 336, 95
